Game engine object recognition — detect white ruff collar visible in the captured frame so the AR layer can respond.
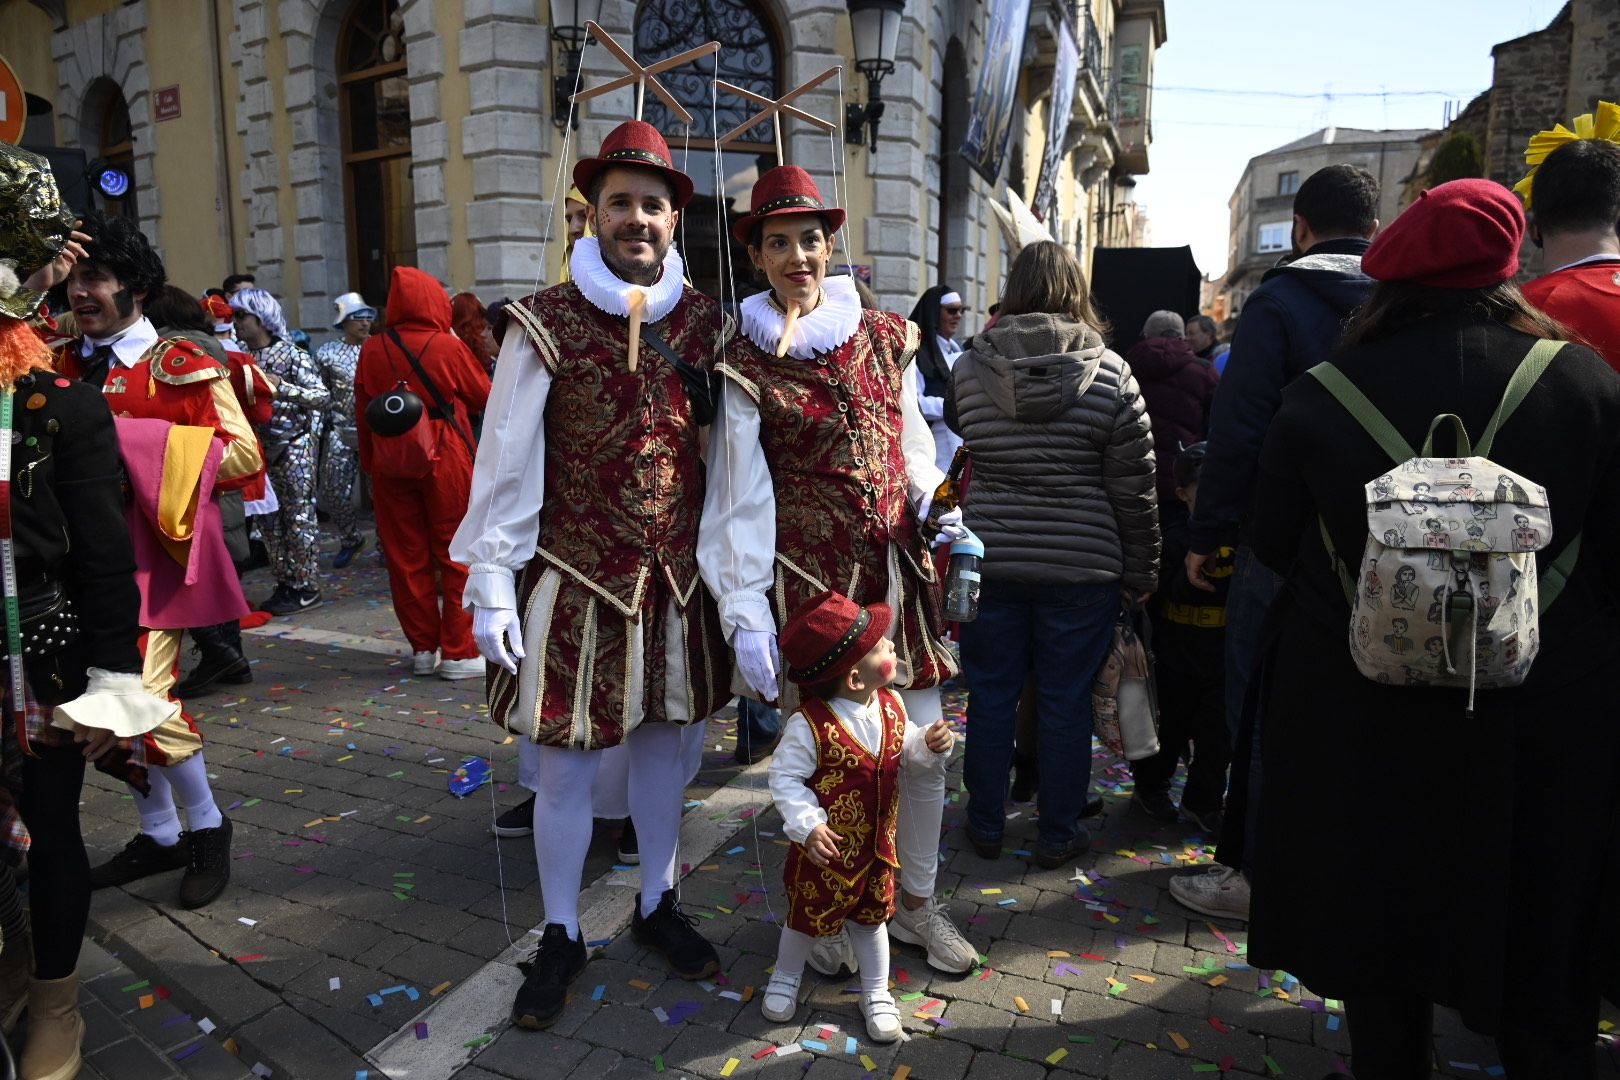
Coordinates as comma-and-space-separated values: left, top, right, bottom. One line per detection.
739, 274, 862, 359
570, 236, 685, 323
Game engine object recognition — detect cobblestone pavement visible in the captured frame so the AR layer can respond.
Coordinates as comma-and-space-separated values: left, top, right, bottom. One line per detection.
74, 535, 1619, 1080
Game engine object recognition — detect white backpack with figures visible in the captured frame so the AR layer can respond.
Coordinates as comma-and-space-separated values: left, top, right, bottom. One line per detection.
1307, 339, 1579, 713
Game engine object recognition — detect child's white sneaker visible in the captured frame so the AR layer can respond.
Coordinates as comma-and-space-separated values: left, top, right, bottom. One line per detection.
760, 971, 802, 1022
860, 989, 902, 1043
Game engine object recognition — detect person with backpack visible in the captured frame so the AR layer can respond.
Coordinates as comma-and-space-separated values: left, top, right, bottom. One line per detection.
353, 266, 491, 680
1236, 179, 1620, 1079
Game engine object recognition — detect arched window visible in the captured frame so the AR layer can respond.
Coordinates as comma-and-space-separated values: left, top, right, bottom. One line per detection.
83, 78, 138, 220
635, 0, 780, 299
340, 0, 414, 308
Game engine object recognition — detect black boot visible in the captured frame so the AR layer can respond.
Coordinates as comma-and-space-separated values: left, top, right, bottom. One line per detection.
176, 624, 250, 697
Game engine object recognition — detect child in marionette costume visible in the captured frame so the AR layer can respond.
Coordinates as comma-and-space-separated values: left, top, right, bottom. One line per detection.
764, 590, 954, 1042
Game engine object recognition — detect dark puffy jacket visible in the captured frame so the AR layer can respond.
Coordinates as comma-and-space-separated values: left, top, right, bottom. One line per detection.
947, 313, 1159, 593
1189, 238, 1373, 554
1125, 334, 1219, 504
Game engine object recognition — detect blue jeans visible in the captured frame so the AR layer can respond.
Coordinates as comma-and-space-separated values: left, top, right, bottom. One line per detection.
960, 580, 1120, 852
1224, 546, 1281, 877
736, 695, 780, 748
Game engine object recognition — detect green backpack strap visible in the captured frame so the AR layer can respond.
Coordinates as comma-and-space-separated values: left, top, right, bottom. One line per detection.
1476, 339, 1567, 457
1319, 515, 1355, 605
1538, 532, 1581, 613
1306, 364, 1416, 464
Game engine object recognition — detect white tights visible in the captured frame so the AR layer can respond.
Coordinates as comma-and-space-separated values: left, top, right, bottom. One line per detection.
896, 687, 947, 899
532, 722, 689, 937
130, 752, 222, 846
775, 921, 888, 995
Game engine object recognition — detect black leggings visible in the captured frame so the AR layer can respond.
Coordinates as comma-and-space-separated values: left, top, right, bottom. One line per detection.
20, 744, 88, 980
1345, 993, 1598, 1080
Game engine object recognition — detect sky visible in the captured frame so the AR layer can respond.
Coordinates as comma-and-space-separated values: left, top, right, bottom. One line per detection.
1133, 0, 1570, 278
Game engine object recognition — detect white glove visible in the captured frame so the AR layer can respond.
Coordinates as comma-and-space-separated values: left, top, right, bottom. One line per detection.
734, 628, 780, 700
933, 505, 968, 546
473, 605, 526, 675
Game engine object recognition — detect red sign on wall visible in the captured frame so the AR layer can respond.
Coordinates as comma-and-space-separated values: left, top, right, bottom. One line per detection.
154, 85, 181, 122
0, 54, 25, 144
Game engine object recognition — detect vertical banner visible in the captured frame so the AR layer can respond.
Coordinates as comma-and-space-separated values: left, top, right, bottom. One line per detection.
959, 0, 1032, 185
1031, 19, 1080, 223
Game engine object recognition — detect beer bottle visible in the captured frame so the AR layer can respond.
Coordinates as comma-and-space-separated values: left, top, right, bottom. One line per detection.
924, 446, 969, 532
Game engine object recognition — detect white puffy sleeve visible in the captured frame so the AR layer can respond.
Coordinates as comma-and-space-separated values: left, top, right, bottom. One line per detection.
697, 377, 777, 640
767, 712, 827, 844
451, 328, 552, 611
902, 359, 946, 504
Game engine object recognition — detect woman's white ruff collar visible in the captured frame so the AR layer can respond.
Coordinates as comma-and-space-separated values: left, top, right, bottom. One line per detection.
570, 236, 685, 323
739, 274, 863, 359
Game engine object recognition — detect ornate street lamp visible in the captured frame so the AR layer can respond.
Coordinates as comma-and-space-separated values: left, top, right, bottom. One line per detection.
844, 0, 904, 150
550, 0, 603, 130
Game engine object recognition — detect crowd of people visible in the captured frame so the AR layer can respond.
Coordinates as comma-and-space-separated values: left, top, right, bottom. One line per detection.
0, 95, 1614, 1080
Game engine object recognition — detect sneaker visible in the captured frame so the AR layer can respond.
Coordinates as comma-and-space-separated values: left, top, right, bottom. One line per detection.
439, 657, 485, 681
1133, 790, 1179, 822
175, 648, 252, 697
759, 970, 801, 1022
631, 889, 720, 980
1182, 804, 1224, 837
294, 588, 322, 611
617, 820, 639, 865
511, 923, 587, 1030
491, 794, 535, 838
1033, 829, 1090, 870
1169, 865, 1251, 921
177, 816, 233, 909
333, 537, 366, 569
413, 651, 440, 676
860, 989, 903, 1043
888, 897, 976, 973
806, 925, 858, 977
89, 832, 187, 890
256, 584, 294, 615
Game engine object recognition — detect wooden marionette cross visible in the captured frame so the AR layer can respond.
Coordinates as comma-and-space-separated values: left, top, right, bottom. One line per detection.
570, 20, 720, 127
715, 66, 841, 163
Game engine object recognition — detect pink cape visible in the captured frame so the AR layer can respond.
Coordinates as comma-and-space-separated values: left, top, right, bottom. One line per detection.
114, 417, 250, 630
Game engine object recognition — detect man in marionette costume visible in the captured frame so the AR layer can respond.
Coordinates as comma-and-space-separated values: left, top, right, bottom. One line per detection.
50, 212, 260, 912
451, 117, 732, 1030
696, 164, 979, 975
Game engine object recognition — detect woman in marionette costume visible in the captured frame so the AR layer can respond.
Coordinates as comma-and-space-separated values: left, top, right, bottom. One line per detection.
0, 144, 176, 1080
697, 165, 978, 975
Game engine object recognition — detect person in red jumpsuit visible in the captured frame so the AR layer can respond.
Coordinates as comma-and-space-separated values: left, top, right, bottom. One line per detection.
353, 266, 491, 679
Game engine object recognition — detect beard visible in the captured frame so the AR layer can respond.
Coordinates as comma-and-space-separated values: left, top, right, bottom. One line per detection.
598, 230, 669, 286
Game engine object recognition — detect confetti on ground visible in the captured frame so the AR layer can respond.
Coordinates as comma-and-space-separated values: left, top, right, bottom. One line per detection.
719, 1058, 739, 1076
1013, 996, 1029, 1013
1170, 1031, 1191, 1050
1046, 1048, 1068, 1065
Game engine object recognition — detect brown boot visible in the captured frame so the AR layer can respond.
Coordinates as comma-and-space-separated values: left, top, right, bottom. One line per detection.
0, 925, 32, 1033
19, 974, 82, 1080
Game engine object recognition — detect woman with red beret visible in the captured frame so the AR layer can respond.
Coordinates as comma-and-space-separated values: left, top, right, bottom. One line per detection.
1236, 178, 1620, 1077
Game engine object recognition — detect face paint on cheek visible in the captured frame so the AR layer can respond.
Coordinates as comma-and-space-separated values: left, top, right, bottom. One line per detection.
877, 659, 896, 681
112, 289, 135, 320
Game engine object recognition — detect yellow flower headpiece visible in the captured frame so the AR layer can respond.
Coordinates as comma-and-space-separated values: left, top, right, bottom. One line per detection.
1513, 100, 1620, 208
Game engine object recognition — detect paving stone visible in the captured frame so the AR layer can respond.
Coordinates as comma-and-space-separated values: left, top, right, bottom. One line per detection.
170, 1036, 257, 1080
470, 1029, 594, 1078
572, 1003, 682, 1057
234, 1003, 374, 1077
935, 998, 1014, 1051
956, 1050, 1051, 1080
82, 1041, 184, 1080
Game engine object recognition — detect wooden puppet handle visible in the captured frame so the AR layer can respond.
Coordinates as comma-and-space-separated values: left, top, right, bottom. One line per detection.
626, 289, 646, 373
775, 301, 800, 358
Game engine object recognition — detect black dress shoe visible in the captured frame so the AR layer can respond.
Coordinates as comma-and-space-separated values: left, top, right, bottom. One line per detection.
90, 833, 187, 890
176, 648, 251, 697
178, 816, 233, 909
632, 889, 719, 980
512, 924, 587, 1030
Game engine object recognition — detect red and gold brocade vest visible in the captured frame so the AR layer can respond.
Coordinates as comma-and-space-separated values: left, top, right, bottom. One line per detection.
506, 283, 728, 614
800, 688, 905, 880
720, 311, 926, 604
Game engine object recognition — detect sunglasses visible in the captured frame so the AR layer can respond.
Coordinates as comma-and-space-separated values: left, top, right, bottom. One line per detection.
941, 306, 964, 315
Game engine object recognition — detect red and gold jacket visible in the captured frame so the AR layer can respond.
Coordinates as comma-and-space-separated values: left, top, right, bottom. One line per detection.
796, 688, 906, 880
56, 336, 263, 492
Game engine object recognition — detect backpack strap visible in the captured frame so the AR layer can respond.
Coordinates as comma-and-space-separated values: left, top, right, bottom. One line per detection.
1319, 515, 1356, 605
1537, 532, 1581, 614
1476, 339, 1566, 457
1306, 364, 1415, 464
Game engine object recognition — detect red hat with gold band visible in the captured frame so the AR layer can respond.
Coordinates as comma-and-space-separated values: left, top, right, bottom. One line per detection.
731, 165, 846, 247
780, 589, 891, 687
572, 120, 695, 210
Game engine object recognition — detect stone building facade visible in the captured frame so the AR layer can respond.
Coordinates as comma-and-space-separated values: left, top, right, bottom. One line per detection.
3, 0, 1165, 343
1215, 126, 1431, 324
